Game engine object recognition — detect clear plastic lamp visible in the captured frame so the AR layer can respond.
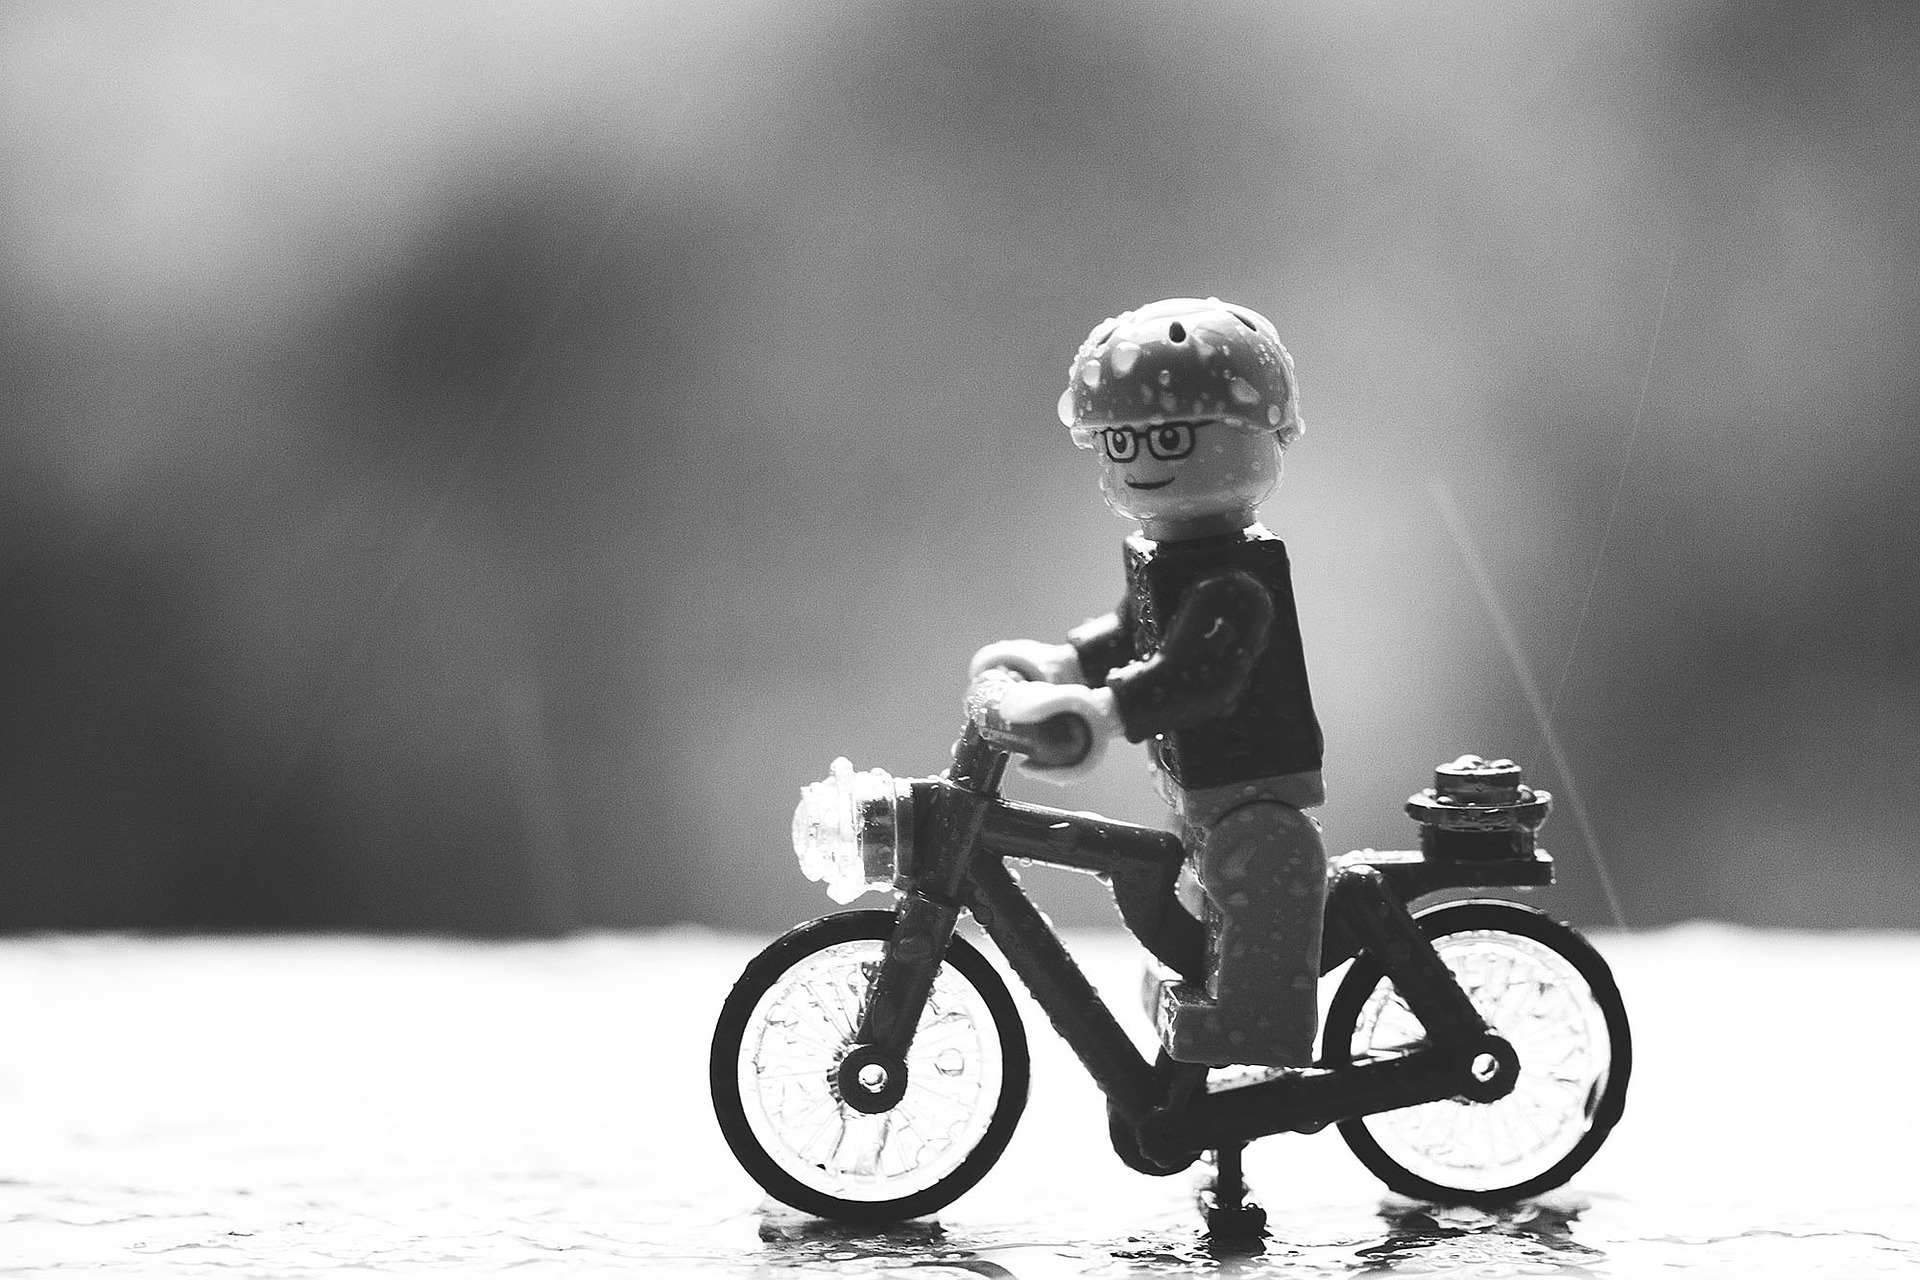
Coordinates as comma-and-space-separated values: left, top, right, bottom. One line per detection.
792, 757, 909, 903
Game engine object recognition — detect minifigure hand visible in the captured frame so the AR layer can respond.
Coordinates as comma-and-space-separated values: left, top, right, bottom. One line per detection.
967, 639, 1086, 685
991, 682, 1121, 783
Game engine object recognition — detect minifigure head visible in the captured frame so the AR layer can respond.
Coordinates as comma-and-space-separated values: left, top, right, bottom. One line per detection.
1084, 418, 1281, 537
1058, 298, 1303, 542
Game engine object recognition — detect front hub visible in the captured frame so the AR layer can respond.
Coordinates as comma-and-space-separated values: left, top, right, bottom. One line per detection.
835, 1045, 910, 1114
1457, 1033, 1521, 1103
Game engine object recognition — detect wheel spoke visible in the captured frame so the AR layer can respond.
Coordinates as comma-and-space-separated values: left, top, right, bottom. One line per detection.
752, 1065, 837, 1084
801, 974, 859, 1043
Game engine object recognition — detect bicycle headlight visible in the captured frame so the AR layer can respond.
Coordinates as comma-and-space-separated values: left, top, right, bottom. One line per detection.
792, 757, 913, 903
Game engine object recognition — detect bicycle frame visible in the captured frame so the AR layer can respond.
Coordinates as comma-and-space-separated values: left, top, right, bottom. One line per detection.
849, 720, 1553, 1165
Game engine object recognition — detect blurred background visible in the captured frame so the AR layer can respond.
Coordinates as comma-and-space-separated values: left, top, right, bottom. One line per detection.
1, 0, 1913, 934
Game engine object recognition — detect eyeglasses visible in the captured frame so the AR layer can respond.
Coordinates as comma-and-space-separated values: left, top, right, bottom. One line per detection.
1095, 423, 1197, 463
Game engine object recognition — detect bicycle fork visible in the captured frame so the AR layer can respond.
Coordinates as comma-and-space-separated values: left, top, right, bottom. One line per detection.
836, 774, 998, 1114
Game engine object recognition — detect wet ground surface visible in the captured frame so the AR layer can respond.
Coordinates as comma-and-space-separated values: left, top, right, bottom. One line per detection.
1, 928, 1915, 1276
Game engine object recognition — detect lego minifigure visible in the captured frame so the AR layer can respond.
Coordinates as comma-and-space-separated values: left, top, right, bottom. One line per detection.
972, 297, 1325, 1068
717, 334, 1630, 1220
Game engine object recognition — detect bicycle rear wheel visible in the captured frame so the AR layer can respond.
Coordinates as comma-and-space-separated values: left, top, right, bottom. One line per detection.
710, 910, 1029, 1221
1323, 900, 1630, 1202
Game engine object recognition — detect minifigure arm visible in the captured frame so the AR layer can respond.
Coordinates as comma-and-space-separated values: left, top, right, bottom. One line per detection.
1105, 571, 1274, 741
1068, 599, 1135, 687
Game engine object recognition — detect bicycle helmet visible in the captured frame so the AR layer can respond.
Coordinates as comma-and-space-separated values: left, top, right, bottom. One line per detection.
1057, 297, 1303, 448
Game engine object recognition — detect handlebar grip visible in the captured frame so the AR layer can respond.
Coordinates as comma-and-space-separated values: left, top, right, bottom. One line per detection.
978, 708, 1093, 770
1023, 712, 1093, 771
968, 667, 1096, 770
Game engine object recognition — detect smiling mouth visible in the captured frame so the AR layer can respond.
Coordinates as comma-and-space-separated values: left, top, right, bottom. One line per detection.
1125, 477, 1174, 490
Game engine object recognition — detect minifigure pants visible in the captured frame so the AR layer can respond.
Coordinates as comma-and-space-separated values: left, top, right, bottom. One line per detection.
1171, 775, 1328, 1067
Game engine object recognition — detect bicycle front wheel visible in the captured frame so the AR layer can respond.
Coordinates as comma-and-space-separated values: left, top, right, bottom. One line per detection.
1323, 900, 1630, 1202
710, 910, 1029, 1221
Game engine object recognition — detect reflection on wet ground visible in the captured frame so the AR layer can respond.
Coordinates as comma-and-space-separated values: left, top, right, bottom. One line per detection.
736, 1188, 1920, 1278
1354, 1201, 1602, 1276
751, 1196, 1608, 1278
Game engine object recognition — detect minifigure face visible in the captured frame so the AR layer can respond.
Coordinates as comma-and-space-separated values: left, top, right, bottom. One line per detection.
1093, 420, 1281, 533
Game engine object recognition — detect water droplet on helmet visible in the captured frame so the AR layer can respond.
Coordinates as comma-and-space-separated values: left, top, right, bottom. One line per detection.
1229, 377, 1260, 405
1267, 404, 1283, 425
1056, 387, 1076, 426
1157, 368, 1172, 387
1110, 341, 1140, 376
1080, 361, 1100, 389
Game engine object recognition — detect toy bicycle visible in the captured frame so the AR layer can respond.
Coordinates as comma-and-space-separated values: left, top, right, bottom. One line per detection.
710, 668, 1630, 1230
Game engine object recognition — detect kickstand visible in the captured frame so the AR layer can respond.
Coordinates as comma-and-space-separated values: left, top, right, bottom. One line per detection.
1200, 1143, 1268, 1239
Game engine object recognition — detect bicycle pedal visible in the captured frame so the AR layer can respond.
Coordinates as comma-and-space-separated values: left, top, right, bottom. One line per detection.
1202, 1197, 1269, 1240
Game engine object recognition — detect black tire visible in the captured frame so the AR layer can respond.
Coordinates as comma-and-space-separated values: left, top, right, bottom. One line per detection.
710, 910, 1030, 1221
1323, 900, 1631, 1203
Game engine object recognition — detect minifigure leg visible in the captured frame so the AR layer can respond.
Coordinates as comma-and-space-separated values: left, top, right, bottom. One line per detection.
1172, 797, 1326, 1067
